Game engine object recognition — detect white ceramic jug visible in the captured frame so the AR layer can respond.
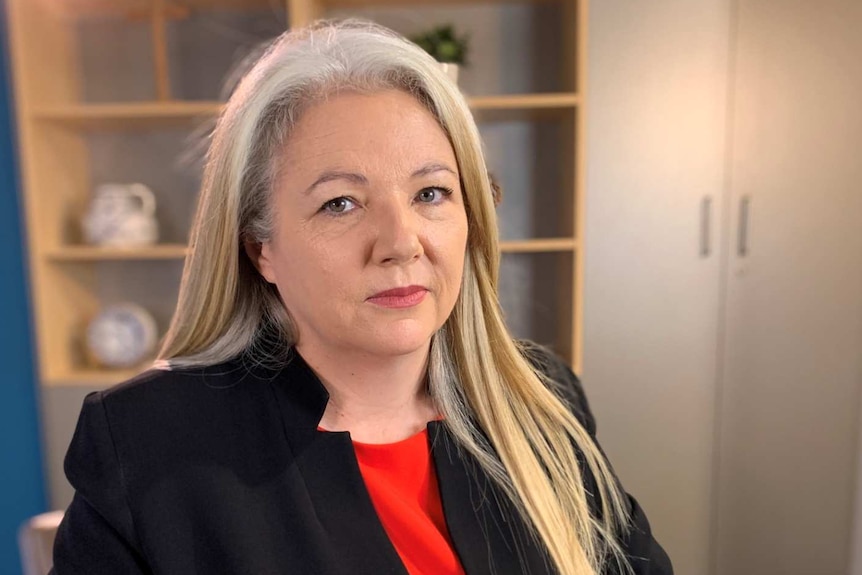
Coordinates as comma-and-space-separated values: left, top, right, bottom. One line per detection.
82, 183, 159, 247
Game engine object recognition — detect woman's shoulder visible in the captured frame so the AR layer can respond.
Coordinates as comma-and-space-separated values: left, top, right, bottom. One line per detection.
62, 355, 295, 548
91, 355, 281, 425
67, 355, 289, 483
104, 355, 270, 393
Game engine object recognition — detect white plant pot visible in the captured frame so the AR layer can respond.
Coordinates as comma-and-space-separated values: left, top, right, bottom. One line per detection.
439, 62, 459, 85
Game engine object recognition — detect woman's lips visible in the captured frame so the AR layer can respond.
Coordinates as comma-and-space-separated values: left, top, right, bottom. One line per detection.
367, 286, 428, 308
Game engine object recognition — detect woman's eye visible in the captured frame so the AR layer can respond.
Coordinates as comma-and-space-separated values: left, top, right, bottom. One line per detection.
416, 187, 453, 203
321, 197, 356, 215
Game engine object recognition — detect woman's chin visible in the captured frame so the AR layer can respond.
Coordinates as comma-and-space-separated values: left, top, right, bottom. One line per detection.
359, 327, 435, 358
372, 338, 432, 358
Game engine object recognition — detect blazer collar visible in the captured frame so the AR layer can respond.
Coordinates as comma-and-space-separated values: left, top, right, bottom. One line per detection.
261, 347, 330, 430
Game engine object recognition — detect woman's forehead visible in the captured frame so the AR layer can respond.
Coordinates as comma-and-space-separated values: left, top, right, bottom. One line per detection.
279, 90, 458, 179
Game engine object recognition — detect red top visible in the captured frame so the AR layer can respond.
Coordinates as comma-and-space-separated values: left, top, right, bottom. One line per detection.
350, 428, 466, 575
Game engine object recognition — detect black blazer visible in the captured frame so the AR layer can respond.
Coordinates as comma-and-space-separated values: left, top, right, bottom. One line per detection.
52, 344, 672, 575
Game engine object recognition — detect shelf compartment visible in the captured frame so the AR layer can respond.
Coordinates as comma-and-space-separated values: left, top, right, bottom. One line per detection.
46, 244, 190, 261
499, 250, 575, 362
484, 115, 575, 241
326, 0, 573, 95
165, 6, 288, 101
39, 259, 184, 387
32, 93, 578, 129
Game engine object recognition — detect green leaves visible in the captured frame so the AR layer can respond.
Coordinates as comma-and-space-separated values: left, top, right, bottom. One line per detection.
410, 25, 469, 65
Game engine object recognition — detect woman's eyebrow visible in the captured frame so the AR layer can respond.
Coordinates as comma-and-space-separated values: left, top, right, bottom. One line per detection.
304, 162, 458, 195
411, 162, 458, 179
304, 171, 368, 195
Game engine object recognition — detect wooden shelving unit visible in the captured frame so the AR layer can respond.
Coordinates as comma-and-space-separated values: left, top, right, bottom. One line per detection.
7, 0, 587, 386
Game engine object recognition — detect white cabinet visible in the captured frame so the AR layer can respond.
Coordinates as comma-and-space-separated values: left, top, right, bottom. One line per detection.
714, 1, 862, 573
586, 2, 731, 573
586, 1, 862, 574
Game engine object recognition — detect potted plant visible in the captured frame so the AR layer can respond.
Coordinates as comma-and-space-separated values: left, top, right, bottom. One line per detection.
410, 24, 469, 84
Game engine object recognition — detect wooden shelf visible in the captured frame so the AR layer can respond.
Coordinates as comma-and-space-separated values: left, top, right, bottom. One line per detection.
43, 239, 574, 262
325, 0, 557, 7
48, 0, 554, 20
32, 93, 578, 129
471, 93, 580, 121
46, 244, 190, 261
500, 238, 577, 253
33, 101, 223, 129
43, 0, 275, 20
470, 93, 579, 110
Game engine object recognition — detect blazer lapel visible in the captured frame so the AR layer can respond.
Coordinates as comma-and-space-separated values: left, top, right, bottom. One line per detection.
267, 350, 409, 575
429, 421, 555, 575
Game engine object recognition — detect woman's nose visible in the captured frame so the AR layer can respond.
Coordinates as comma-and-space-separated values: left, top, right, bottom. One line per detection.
370, 197, 423, 266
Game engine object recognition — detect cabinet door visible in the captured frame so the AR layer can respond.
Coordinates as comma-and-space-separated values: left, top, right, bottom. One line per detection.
715, 1, 862, 573
585, 1, 731, 573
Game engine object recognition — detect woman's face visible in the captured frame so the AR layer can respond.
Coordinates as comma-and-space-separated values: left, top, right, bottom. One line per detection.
253, 89, 469, 359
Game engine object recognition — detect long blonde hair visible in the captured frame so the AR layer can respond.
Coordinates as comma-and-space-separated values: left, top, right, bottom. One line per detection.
159, 19, 632, 575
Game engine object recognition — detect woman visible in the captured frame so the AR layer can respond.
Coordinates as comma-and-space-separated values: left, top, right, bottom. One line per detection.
53, 20, 672, 575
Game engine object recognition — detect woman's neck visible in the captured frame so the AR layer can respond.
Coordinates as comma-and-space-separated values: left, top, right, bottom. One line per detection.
297, 342, 438, 444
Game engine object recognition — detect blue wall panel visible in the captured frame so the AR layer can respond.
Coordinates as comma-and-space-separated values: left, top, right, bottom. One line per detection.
0, 1, 49, 573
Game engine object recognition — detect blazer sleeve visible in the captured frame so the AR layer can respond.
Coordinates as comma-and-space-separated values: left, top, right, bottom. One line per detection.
51, 391, 152, 574
520, 341, 674, 575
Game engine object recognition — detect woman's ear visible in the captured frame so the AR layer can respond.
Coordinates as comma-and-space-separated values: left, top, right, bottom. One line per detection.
243, 240, 277, 284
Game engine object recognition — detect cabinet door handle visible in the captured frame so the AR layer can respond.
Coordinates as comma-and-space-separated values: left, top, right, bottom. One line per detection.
700, 196, 712, 257
737, 195, 751, 257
